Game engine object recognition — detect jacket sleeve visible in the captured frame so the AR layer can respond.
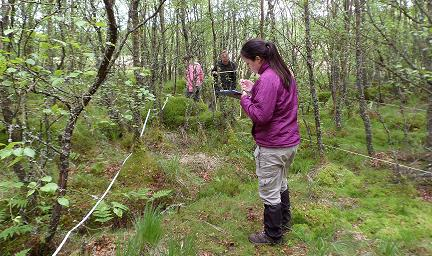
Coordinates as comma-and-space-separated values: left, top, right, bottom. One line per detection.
197, 64, 204, 85
185, 65, 192, 84
240, 78, 278, 125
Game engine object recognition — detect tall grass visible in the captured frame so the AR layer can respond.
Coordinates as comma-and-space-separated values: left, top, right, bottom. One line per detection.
116, 206, 163, 256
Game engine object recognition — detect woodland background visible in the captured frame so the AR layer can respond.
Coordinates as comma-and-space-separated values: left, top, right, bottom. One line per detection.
0, 0, 431, 255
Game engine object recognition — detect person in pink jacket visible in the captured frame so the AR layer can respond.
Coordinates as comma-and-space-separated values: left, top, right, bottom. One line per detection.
184, 55, 204, 102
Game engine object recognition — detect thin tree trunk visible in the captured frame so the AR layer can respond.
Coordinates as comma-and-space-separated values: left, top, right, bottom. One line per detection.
208, 0, 217, 62
266, 0, 276, 41
174, 11, 179, 95
179, 0, 189, 53
260, 0, 265, 38
341, 0, 352, 108
354, 0, 374, 156
304, 0, 324, 155
159, 2, 166, 82
43, 0, 118, 250
330, 0, 342, 130
130, 0, 143, 140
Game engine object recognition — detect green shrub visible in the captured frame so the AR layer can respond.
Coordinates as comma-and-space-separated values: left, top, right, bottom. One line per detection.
96, 120, 122, 140
318, 91, 331, 103
197, 110, 222, 129
162, 96, 209, 129
0, 125, 7, 145
365, 83, 395, 101
315, 163, 358, 188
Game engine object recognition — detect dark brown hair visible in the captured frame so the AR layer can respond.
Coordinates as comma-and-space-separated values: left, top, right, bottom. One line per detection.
241, 39, 293, 88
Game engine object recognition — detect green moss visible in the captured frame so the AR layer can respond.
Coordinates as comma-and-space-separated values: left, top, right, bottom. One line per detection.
161, 96, 209, 129
318, 91, 331, 103
96, 120, 122, 140
197, 175, 241, 198
315, 163, 359, 188
117, 147, 161, 187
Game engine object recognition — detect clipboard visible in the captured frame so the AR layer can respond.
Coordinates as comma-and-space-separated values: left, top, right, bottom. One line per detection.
217, 90, 242, 99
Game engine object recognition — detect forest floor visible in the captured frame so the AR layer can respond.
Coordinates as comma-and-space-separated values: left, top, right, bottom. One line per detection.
59, 99, 432, 256
1, 95, 431, 256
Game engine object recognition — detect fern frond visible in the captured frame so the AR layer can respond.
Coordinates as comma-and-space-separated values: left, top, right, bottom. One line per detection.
0, 224, 32, 241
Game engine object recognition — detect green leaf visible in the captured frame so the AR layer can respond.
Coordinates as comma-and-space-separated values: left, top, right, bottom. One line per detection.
0, 149, 13, 159
40, 183, 58, 193
15, 248, 31, 256
39, 42, 51, 49
4, 29, 15, 35
68, 71, 81, 78
150, 189, 172, 201
57, 197, 69, 207
23, 147, 35, 158
53, 69, 63, 76
111, 201, 128, 211
6, 67, 17, 73
12, 148, 24, 156
42, 108, 53, 114
8, 156, 23, 167
27, 182, 37, 189
26, 189, 35, 197
0, 225, 32, 241
83, 70, 96, 77
41, 176, 52, 182
0, 181, 24, 189
75, 20, 86, 27
113, 208, 123, 218
95, 21, 107, 27
25, 59, 35, 65
52, 77, 64, 87
5, 142, 23, 149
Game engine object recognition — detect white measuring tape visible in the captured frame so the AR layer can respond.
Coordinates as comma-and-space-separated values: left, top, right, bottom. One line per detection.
52, 97, 169, 255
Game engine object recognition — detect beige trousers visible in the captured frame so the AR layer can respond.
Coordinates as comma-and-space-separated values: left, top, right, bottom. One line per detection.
254, 145, 298, 205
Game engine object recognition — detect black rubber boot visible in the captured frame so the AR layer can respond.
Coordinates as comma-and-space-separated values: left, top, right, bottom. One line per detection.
248, 231, 282, 245
248, 204, 283, 245
281, 189, 292, 233
264, 204, 282, 239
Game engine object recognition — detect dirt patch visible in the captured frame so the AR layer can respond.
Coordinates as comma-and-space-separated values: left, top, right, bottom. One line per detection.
370, 152, 394, 168
179, 153, 222, 172
418, 185, 432, 203
149, 171, 167, 191
198, 251, 215, 256
247, 207, 258, 222
85, 235, 116, 256
103, 163, 121, 178
281, 242, 308, 255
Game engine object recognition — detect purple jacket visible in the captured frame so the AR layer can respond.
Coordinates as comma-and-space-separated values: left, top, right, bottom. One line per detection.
240, 63, 300, 148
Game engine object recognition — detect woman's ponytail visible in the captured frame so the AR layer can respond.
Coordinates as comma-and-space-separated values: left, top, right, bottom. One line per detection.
241, 39, 293, 88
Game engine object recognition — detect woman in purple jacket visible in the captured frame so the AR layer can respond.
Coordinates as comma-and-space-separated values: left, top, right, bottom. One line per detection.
239, 39, 300, 245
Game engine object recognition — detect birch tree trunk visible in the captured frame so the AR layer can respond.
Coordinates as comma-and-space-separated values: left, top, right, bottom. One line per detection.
43, 0, 118, 250
304, 0, 324, 155
354, 0, 374, 156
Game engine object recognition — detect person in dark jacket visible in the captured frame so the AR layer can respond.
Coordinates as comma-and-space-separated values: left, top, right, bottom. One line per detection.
239, 39, 301, 245
211, 50, 237, 91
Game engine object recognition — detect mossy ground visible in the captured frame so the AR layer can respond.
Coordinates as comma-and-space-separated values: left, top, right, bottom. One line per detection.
0, 87, 431, 255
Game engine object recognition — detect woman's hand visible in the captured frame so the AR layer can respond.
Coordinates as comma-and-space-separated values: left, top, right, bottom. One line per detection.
240, 79, 254, 92
241, 90, 249, 99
